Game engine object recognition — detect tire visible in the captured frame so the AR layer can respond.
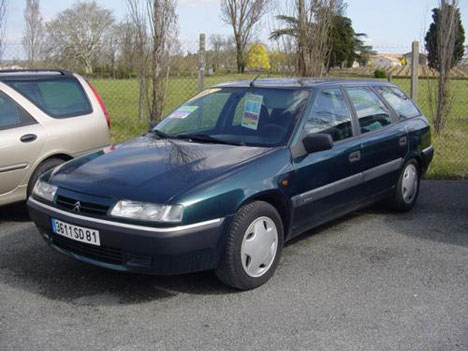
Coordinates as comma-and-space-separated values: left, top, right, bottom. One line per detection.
27, 158, 66, 197
388, 159, 420, 212
215, 201, 284, 290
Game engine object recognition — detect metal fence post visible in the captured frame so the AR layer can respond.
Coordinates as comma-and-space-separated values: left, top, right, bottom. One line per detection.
410, 41, 419, 101
198, 33, 206, 91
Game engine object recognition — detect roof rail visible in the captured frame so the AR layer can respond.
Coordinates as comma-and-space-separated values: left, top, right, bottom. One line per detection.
0, 69, 73, 76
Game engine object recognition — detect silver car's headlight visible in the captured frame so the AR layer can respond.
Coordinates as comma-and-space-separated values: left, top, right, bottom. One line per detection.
110, 200, 183, 223
32, 180, 58, 202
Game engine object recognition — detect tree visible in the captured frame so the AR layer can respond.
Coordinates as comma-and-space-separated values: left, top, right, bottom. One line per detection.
328, 15, 354, 69
147, 0, 178, 122
127, 0, 150, 120
425, 0, 465, 134
22, 0, 44, 67
246, 44, 270, 70
353, 32, 374, 66
0, 0, 6, 61
45, 1, 114, 74
425, 4, 465, 71
271, 0, 344, 76
327, 14, 374, 70
210, 34, 225, 71
221, 0, 272, 73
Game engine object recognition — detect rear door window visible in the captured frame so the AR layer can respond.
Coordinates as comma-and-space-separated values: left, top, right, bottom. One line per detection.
305, 89, 353, 142
5, 77, 92, 118
375, 86, 420, 119
346, 87, 392, 134
0, 91, 35, 130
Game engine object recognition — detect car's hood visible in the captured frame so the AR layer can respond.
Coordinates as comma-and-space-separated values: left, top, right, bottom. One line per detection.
50, 136, 270, 203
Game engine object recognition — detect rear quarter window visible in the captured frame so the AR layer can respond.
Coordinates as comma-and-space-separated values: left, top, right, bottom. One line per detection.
376, 86, 420, 119
5, 77, 92, 118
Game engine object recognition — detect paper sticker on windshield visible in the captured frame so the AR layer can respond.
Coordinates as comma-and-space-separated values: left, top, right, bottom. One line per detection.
241, 94, 263, 130
168, 105, 198, 119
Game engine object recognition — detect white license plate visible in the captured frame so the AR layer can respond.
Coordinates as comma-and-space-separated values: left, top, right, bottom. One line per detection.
51, 218, 100, 246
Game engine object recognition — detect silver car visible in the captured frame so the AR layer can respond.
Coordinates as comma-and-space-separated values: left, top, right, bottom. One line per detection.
0, 69, 110, 206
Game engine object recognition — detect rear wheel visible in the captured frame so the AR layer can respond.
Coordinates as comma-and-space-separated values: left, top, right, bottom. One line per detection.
215, 201, 283, 290
27, 158, 66, 197
388, 159, 420, 212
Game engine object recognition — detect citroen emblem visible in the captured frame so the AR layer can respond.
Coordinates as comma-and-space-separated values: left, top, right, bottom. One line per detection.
72, 201, 81, 213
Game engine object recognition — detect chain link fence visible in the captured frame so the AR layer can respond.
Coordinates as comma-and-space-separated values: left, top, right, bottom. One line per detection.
1, 41, 466, 179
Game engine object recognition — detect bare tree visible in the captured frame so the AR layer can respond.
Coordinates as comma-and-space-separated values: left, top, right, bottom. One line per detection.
271, 0, 343, 76
147, 0, 178, 122
127, 0, 150, 120
22, 0, 44, 67
210, 34, 224, 71
221, 0, 271, 73
45, 1, 114, 74
433, 0, 460, 134
116, 20, 138, 74
0, 0, 7, 62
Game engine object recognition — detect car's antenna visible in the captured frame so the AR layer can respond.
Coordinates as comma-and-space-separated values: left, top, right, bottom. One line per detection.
250, 73, 261, 87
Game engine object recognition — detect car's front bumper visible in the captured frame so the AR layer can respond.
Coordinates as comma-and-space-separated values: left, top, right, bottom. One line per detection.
27, 197, 229, 275
421, 145, 434, 174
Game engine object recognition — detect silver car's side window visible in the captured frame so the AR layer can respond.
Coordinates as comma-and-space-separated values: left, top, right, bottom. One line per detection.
0, 91, 35, 130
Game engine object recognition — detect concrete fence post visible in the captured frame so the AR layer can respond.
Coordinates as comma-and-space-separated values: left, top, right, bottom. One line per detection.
410, 41, 419, 101
198, 33, 206, 91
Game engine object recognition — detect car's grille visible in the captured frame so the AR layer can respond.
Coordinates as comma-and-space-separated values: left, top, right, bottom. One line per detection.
55, 195, 109, 216
51, 235, 152, 267
52, 235, 123, 265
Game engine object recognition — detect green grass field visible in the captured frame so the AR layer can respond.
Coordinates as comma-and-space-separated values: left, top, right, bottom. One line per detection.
90, 74, 467, 179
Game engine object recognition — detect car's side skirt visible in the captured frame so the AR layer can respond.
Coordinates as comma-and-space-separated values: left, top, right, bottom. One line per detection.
291, 157, 402, 208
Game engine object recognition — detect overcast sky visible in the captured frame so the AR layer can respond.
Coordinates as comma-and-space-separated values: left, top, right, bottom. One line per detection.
4, 0, 468, 53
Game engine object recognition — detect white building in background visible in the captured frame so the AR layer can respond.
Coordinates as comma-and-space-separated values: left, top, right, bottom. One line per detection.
0, 64, 24, 70
368, 54, 402, 69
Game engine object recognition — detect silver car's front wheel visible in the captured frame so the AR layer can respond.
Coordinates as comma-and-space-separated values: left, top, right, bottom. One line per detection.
241, 216, 278, 278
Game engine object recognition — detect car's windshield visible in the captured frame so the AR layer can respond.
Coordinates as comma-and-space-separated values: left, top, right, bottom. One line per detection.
155, 87, 310, 147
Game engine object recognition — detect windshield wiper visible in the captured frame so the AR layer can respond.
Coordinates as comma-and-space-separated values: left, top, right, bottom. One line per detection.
178, 133, 241, 146
151, 129, 172, 139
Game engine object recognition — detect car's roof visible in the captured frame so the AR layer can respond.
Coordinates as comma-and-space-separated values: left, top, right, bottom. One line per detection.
0, 69, 74, 80
213, 77, 397, 89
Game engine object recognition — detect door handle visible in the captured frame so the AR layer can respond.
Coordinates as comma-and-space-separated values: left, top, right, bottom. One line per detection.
349, 150, 361, 163
20, 134, 37, 143
399, 136, 407, 146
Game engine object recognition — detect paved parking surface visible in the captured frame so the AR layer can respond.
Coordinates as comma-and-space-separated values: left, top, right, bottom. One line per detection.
0, 180, 467, 350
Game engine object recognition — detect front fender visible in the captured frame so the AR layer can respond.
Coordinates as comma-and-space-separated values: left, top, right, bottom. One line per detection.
175, 148, 293, 225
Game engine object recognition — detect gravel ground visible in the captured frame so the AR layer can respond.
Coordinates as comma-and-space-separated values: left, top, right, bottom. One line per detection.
0, 180, 467, 351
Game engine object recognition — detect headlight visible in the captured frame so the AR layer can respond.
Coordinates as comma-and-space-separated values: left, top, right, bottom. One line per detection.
32, 180, 58, 202
110, 200, 183, 223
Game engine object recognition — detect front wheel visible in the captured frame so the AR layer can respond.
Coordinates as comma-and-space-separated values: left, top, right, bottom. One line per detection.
215, 201, 283, 290
388, 159, 420, 212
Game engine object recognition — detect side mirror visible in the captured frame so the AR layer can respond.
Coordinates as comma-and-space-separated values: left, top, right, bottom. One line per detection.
303, 133, 334, 154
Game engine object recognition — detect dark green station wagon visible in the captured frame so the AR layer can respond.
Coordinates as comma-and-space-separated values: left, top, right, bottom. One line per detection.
28, 78, 434, 290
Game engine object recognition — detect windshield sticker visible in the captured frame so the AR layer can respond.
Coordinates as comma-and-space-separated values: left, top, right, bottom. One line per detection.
241, 94, 263, 130
168, 105, 198, 119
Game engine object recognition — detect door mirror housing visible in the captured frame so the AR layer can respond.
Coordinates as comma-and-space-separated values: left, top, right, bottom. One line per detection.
302, 133, 334, 154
